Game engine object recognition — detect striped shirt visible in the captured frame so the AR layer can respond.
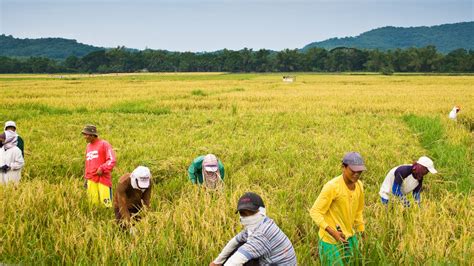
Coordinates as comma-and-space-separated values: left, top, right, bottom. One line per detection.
235, 217, 297, 265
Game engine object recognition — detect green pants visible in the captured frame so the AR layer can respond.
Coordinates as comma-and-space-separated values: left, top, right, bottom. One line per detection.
319, 236, 360, 266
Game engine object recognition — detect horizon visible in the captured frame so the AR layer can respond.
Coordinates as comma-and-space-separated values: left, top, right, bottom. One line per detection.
2, 21, 472, 52
1, 0, 473, 52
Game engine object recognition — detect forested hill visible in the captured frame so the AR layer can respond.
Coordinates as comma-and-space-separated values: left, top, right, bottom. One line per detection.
302, 22, 474, 53
0, 35, 104, 60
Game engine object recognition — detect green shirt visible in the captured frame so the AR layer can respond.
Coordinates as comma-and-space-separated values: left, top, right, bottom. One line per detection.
188, 155, 225, 184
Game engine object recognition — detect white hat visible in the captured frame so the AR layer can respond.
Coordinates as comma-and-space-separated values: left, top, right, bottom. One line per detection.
203, 154, 219, 172
4, 121, 16, 130
130, 166, 151, 189
417, 156, 437, 174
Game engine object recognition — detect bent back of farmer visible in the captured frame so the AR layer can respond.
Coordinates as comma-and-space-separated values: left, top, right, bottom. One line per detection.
379, 156, 437, 207
188, 154, 224, 189
113, 166, 152, 229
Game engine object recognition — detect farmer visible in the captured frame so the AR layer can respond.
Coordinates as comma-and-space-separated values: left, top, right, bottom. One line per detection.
188, 154, 225, 189
210, 192, 297, 266
310, 152, 366, 265
0, 121, 24, 157
379, 156, 437, 207
82, 124, 116, 207
113, 166, 152, 230
448, 106, 461, 120
0, 131, 24, 185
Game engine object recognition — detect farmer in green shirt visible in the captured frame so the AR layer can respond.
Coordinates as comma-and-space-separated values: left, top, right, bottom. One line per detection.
188, 154, 225, 189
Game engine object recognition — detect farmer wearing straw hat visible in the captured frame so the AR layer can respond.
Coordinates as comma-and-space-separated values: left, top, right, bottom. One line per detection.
210, 192, 297, 266
113, 166, 152, 230
82, 124, 116, 207
310, 152, 366, 266
188, 154, 225, 189
379, 156, 437, 207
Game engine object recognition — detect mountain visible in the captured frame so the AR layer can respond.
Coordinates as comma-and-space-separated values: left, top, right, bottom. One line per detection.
0, 35, 104, 60
302, 22, 474, 53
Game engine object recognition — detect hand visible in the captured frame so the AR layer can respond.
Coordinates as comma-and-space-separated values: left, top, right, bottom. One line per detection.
1, 164, 10, 173
83, 180, 88, 189
96, 168, 103, 176
334, 230, 347, 243
129, 227, 136, 235
209, 262, 221, 266
327, 226, 347, 243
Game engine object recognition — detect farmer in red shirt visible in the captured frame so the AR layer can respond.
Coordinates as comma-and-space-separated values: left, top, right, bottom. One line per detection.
82, 125, 116, 207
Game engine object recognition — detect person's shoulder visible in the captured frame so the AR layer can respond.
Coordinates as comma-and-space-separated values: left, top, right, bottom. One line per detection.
326, 175, 342, 187
356, 180, 364, 191
193, 155, 205, 163
395, 165, 412, 175
99, 139, 112, 145
118, 173, 131, 184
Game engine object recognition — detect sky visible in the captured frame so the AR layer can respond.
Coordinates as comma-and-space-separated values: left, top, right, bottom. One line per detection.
1, 0, 472, 52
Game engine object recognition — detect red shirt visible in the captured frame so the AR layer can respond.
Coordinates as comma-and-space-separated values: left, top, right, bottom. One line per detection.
84, 139, 116, 187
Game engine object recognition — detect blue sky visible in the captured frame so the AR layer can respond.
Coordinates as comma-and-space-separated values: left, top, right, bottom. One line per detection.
1, 0, 472, 52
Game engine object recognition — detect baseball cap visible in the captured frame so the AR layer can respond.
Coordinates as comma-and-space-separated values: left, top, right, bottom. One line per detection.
131, 166, 151, 189
4, 121, 16, 130
236, 192, 265, 213
82, 125, 98, 136
342, 152, 367, 172
203, 154, 219, 172
417, 156, 437, 174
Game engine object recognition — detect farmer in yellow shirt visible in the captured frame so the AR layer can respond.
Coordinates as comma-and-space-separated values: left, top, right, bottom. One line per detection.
310, 152, 366, 265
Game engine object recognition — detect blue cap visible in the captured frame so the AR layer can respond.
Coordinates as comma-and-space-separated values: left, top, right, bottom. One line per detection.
342, 152, 366, 172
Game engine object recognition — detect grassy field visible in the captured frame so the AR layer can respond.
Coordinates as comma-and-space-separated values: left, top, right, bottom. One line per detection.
0, 73, 472, 265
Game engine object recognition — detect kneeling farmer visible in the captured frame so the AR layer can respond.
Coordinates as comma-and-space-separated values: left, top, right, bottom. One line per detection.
82, 125, 116, 207
310, 152, 366, 265
114, 166, 152, 229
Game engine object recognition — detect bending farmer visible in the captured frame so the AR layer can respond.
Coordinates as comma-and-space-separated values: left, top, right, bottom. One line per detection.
379, 156, 437, 207
188, 154, 224, 189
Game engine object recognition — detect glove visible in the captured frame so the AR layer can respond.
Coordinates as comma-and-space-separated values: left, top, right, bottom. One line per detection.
1, 164, 10, 173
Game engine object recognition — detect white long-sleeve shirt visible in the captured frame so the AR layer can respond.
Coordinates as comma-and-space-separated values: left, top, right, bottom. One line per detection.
0, 146, 24, 185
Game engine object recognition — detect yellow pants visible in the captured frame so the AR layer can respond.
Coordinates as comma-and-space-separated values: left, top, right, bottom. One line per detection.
86, 180, 112, 207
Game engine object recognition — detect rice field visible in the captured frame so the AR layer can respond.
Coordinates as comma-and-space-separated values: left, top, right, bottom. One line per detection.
0, 73, 473, 265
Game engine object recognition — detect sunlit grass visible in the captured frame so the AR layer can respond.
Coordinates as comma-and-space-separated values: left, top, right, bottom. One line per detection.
0, 73, 472, 264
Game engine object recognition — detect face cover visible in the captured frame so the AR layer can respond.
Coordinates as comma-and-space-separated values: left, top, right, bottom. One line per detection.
3, 130, 18, 150
240, 207, 266, 234
130, 174, 146, 192
202, 170, 222, 190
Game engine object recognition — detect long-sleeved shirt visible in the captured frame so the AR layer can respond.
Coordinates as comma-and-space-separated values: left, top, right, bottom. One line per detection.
379, 165, 422, 204
0, 146, 25, 185
113, 173, 152, 222
310, 175, 365, 244
84, 139, 116, 187
219, 217, 297, 265
187, 155, 225, 184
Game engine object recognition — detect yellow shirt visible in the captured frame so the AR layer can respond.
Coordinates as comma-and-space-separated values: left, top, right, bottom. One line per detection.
309, 175, 365, 244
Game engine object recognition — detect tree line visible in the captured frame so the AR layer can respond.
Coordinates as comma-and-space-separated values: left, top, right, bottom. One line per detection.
0, 45, 472, 74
